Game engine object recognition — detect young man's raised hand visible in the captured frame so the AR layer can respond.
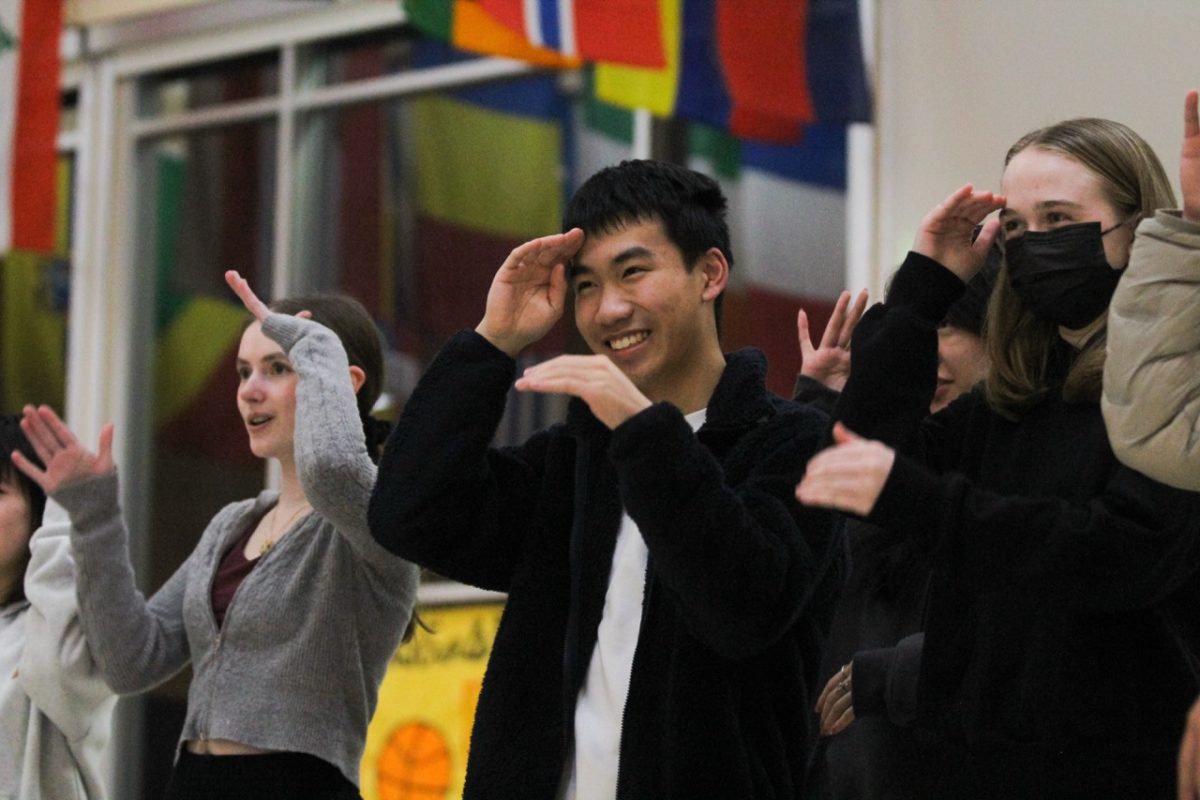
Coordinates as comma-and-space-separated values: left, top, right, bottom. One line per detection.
476, 229, 585, 357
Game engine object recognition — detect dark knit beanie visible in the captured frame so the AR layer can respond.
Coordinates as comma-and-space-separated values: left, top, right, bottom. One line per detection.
943, 244, 1001, 335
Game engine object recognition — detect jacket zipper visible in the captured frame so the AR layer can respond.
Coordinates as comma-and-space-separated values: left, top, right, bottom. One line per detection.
562, 438, 591, 772
614, 554, 654, 800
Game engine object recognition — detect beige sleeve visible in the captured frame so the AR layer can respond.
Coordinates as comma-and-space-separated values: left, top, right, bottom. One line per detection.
1103, 210, 1200, 490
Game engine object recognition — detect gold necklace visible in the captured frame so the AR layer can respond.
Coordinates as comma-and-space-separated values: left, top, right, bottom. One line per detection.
260, 501, 311, 556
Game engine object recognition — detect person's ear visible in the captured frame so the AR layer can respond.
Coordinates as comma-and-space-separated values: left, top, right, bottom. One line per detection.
348, 365, 366, 395
699, 247, 729, 302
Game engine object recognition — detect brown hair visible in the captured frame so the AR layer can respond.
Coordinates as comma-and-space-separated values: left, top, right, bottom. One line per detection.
1, 414, 45, 605
984, 118, 1176, 419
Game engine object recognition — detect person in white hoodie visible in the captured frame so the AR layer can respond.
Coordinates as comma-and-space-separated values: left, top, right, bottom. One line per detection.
0, 413, 115, 799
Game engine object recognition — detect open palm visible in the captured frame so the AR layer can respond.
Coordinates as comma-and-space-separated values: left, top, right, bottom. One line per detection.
11, 405, 114, 495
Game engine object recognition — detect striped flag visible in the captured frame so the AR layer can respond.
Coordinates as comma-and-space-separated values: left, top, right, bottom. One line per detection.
403, 0, 868, 144
404, 0, 580, 68
0, 0, 62, 253
479, 0, 665, 67
404, 50, 570, 357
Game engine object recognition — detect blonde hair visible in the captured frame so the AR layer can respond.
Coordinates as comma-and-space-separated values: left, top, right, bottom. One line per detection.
984, 118, 1176, 420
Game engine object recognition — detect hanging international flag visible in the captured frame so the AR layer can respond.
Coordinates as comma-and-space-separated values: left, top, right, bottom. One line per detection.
596, 0, 870, 143
377, 40, 573, 442
0, 0, 66, 412
1, 247, 68, 410
715, 0, 813, 141
478, 0, 665, 67
404, 0, 581, 68
0, 0, 62, 253
403, 0, 869, 144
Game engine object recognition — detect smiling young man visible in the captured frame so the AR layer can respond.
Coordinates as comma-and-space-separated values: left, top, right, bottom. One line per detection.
369, 160, 844, 800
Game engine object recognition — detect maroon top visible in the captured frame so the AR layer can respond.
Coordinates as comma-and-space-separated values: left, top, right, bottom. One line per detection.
211, 523, 262, 628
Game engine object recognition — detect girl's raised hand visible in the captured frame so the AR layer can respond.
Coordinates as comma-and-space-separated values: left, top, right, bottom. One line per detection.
225, 270, 270, 321
12, 405, 114, 494
798, 289, 869, 392
225, 271, 310, 321
1182, 90, 1199, 224
913, 184, 1005, 281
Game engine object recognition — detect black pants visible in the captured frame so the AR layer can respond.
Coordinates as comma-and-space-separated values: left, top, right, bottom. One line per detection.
164, 749, 361, 800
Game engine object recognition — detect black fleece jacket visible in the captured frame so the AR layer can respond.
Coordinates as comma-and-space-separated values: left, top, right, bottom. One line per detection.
369, 330, 845, 800
833, 252, 1200, 799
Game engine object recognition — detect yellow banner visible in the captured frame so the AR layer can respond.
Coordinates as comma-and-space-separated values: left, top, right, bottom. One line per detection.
361, 602, 504, 800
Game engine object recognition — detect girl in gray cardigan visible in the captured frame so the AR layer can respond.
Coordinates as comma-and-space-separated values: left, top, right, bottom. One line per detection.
14, 273, 419, 799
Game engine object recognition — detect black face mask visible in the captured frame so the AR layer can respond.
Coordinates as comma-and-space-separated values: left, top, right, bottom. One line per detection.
1004, 221, 1128, 330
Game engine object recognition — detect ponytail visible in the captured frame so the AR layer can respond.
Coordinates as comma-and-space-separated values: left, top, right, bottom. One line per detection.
362, 416, 393, 464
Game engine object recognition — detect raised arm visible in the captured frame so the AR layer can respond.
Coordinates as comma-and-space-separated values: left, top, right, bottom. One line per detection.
1104, 90, 1200, 491
368, 232, 582, 590
369, 330, 555, 591
833, 187, 1003, 458
14, 406, 193, 693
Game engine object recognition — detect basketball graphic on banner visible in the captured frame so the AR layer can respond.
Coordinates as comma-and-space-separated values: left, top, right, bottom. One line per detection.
377, 721, 452, 800
360, 603, 501, 800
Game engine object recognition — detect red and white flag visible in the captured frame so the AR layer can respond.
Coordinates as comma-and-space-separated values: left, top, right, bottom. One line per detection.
479, 0, 665, 68
0, 0, 62, 254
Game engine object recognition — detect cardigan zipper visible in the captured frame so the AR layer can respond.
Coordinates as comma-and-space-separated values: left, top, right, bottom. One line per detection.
197, 505, 289, 740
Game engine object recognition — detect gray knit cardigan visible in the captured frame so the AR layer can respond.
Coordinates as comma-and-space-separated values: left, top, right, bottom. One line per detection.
55, 314, 419, 786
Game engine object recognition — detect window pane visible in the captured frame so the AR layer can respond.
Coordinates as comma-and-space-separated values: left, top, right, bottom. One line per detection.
297, 26, 429, 89
60, 89, 79, 133
137, 52, 279, 118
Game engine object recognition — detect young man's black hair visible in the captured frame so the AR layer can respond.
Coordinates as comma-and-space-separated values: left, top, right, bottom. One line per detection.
563, 160, 735, 324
